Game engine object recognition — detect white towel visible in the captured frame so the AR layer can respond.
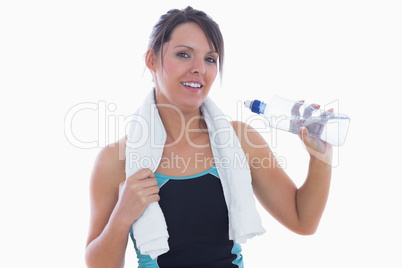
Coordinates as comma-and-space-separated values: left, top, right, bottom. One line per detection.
125, 90, 265, 259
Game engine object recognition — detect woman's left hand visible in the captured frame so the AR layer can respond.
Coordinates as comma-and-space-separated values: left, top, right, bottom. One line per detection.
299, 127, 333, 161
298, 104, 334, 165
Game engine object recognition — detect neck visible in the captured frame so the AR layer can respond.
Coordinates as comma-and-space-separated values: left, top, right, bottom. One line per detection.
156, 102, 208, 145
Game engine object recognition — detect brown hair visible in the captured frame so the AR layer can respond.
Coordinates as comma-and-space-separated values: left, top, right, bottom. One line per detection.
148, 6, 224, 75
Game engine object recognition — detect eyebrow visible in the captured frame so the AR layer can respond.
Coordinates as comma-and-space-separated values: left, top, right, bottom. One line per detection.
174, 45, 218, 55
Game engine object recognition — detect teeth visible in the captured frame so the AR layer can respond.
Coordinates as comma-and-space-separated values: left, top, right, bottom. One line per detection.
181, 82, 202, 88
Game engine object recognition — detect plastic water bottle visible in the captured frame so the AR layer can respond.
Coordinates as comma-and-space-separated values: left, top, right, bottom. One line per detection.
244, 95, 350, 146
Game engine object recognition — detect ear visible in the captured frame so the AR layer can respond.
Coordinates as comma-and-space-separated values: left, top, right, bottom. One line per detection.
145, 48, 157, 73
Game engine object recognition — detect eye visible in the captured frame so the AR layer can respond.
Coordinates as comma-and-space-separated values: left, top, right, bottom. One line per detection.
205, 57, 217, 64
177, 52, 190, 58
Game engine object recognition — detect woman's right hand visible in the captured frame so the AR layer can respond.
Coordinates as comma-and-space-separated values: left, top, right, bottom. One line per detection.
111, 168, 160, 227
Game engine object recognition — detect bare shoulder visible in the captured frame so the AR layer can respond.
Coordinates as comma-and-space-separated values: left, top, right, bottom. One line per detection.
91, 136, 127, 188
230, 120, 285, 178
230, 120, 268, 151
86, 136, 127, 246
88, 136, 127, 213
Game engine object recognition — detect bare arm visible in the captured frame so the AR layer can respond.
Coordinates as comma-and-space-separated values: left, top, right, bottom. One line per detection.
232, 121, 332, 235
296, 150, 332, 234
85, 138, 160, 268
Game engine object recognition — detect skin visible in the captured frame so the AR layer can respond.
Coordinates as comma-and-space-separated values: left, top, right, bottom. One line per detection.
85, 22, 333, 268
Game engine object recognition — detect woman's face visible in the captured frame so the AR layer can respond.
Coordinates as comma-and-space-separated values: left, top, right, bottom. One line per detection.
149, 22, 219, 113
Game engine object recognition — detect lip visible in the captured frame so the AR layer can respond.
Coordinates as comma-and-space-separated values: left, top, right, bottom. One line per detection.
180, 80, 204, 93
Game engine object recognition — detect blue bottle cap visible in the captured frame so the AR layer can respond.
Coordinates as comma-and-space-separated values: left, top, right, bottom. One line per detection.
251, 100, 266, 114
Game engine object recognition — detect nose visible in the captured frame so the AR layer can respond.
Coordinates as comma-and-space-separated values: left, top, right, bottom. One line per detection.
191, 57, 205, 75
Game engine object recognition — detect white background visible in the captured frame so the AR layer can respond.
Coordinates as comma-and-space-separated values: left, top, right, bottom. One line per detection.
1, 0, 401, 267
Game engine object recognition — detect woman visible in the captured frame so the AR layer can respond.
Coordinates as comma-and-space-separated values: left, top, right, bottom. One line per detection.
85, 6, 333, 267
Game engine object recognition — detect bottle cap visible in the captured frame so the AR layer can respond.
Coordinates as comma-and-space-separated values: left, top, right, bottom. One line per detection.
244, 99, 267, 114
253, 100, 266, 114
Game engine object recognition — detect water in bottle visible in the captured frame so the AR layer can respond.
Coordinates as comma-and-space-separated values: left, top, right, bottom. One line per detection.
244, 95, 350, 146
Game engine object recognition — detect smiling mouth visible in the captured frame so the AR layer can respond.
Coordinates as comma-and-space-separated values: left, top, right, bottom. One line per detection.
181, 82, 203, 88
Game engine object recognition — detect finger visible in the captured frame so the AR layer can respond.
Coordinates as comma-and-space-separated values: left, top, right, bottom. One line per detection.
140, 177, 159, 188
303, 103, 320, 119
315, 121, 325, 137
322, 108, 334, 116
143, 185, 160, 197
299, 127, 314, 146
147, 192, 161, 203
313, 108, 334, 136
139, 187, 160, 206
128, 168, 155, 181
320, 108, 335, 122
299, 127, 308, 138
291, 101, 304, 117
306, 123, 319, 136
